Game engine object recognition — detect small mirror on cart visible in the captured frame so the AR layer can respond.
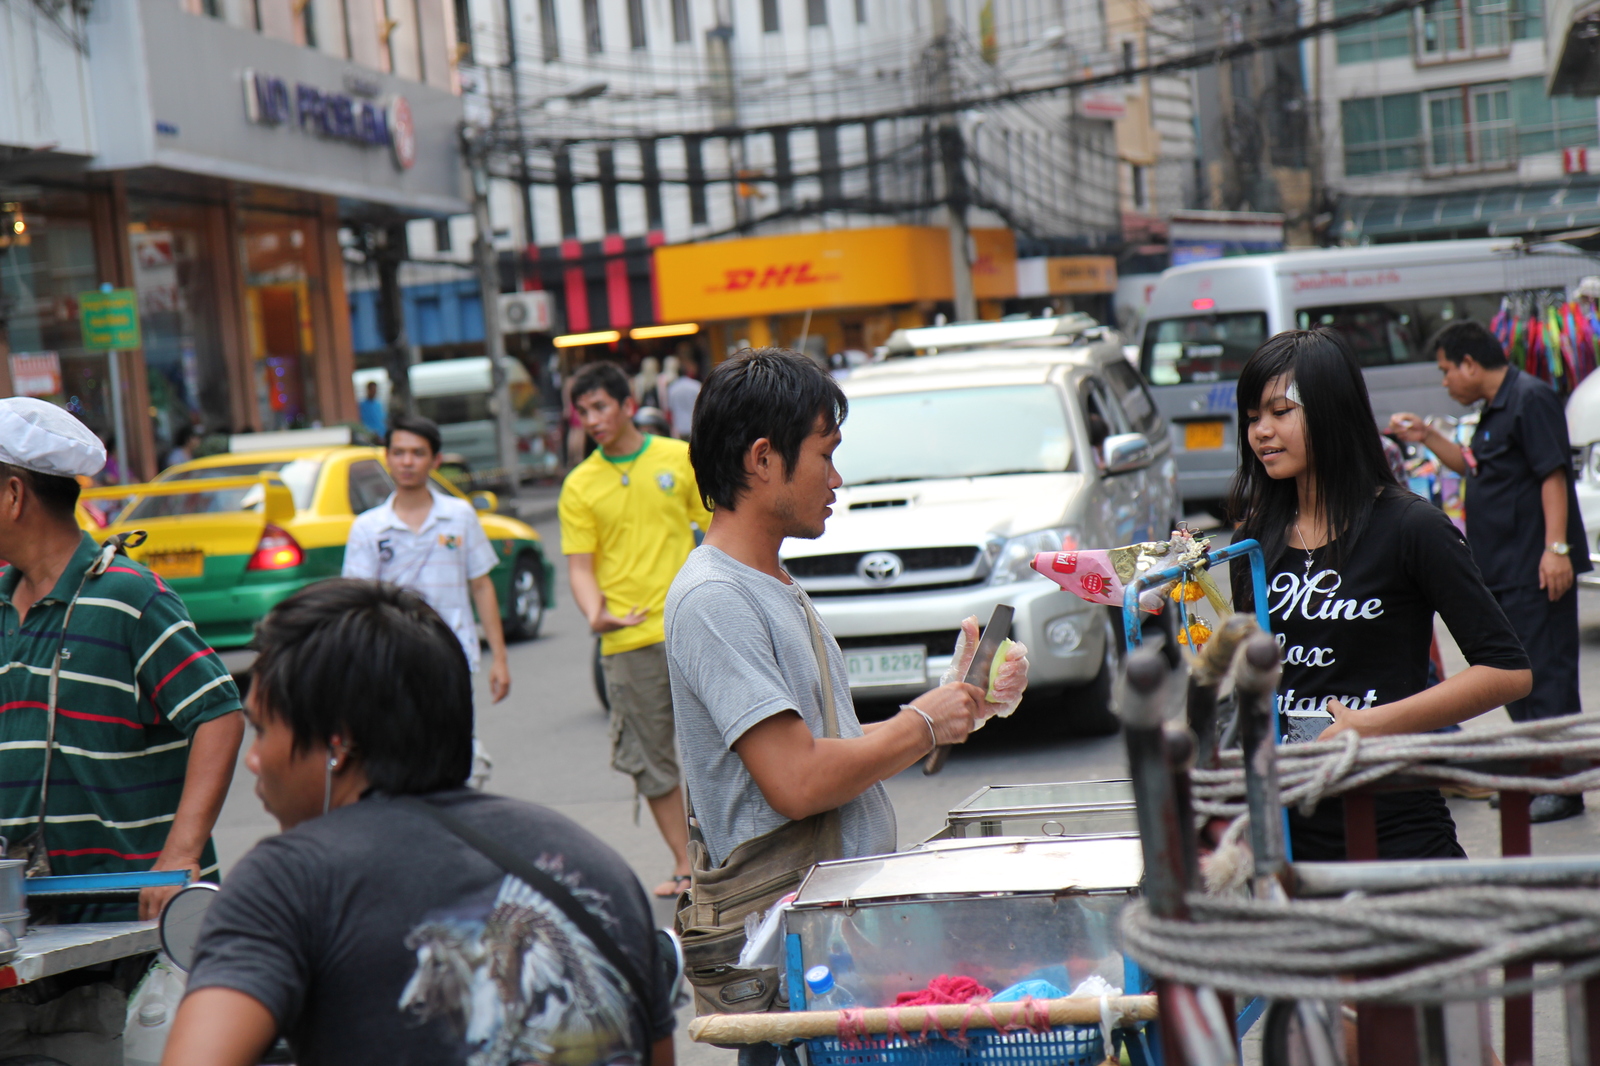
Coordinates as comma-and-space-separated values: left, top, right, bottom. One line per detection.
160, 882, 220, 972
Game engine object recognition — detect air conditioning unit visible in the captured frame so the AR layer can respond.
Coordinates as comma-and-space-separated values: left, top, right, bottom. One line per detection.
498, 291, 554, 335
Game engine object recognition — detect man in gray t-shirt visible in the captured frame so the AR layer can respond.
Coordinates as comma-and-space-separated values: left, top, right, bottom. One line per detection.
666, 545, 895, 865
666, 348, 1021, 878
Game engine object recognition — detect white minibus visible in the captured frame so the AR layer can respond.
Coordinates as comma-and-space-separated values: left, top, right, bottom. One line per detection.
353, 357, 557, 481
1138, 239, 1597, 510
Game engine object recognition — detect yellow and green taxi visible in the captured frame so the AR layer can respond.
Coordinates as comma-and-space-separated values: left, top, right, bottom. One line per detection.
77, 446, 555, 649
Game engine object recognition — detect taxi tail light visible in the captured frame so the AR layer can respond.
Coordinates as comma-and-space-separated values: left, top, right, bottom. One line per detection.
247, 525, 303, 571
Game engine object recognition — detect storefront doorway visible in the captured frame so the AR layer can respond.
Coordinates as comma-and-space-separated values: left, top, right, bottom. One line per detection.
240, 212, 323, 431
0, 185, 123, 474
127, 197, 234, 465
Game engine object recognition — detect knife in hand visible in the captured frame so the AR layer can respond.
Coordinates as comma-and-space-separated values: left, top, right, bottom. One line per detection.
922, 603, 1014, 775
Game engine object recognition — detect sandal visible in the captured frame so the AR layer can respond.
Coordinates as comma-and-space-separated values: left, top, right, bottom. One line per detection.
653, 874, 692, 898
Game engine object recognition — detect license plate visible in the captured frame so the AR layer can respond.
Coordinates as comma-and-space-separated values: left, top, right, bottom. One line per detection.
144, 551, 204, 578
844, 645, 927, 688
1184, 421, 1226, 450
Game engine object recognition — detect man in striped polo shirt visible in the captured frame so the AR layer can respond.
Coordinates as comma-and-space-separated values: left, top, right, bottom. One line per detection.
0, 398, 244, 921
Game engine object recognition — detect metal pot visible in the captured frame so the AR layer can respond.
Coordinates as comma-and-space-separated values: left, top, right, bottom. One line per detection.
0, 856, 25, 946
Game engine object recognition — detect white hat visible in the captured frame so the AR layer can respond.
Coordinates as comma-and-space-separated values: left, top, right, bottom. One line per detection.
0, 397, 107, 478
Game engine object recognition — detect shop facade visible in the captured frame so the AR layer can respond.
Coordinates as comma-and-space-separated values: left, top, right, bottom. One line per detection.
650, 226, 1020, 365
0, 1, 464, 480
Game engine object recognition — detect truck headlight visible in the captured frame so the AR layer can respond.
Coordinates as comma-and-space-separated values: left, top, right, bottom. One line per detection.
987, 527, 1081, 586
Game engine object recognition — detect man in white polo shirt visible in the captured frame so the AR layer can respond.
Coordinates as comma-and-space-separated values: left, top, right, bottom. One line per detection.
342, 414, 509, 785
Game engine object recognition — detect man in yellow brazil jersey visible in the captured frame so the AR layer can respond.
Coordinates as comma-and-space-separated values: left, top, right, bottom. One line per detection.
560, 361, 711, 897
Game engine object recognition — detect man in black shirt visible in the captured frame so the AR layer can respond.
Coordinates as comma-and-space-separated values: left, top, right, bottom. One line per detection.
1391, 320, 1590, 822
163, 580, 677, 1066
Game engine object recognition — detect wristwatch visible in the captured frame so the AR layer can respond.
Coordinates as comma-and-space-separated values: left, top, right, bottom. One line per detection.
1548, 542, 1571, 556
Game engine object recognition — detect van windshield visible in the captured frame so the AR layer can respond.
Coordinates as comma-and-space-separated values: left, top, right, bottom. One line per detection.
836, 385, 1075, 486
1141, 313, 1269, 385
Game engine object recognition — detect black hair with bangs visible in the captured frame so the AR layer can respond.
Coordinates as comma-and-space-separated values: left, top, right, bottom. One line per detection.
690, 347, 847, 512
1226, 328, 1399, 610
250, 579, 472, 793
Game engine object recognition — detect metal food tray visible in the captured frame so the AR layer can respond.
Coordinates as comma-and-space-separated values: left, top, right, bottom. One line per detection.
787, 836, 1141, 1010
944, 778, 1138, 839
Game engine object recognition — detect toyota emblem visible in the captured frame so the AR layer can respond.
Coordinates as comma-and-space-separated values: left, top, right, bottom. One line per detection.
858, 551, 904, 585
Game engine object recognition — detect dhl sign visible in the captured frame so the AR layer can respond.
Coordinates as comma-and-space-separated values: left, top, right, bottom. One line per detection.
710, 261, 842, 293
655, 225, 1016, 321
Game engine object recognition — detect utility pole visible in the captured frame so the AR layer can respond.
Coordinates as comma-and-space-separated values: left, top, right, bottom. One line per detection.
930, 0, 977, 323
502, 0, 536, 255
372, 221, 415, 416
465, 123, 521, 501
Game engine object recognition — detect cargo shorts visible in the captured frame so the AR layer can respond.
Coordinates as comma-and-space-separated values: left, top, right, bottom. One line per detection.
601, 642, 681, 800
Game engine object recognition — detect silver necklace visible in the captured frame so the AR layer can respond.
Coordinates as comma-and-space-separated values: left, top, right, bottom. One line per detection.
1293, 516, 1316, 577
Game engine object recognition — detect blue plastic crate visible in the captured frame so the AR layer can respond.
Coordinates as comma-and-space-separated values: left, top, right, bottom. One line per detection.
804, 1024, 1103, 1066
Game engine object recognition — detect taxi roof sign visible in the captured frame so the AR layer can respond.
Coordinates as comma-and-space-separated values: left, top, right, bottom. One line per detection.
883, 313, 1100, 355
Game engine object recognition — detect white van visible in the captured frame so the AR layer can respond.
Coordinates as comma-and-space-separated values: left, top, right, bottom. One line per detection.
1138, 239, 1597, 510
353, 357, 556, 481
1565, 370, 1600, 586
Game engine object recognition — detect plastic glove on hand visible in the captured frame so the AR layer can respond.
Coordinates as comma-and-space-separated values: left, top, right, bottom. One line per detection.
940, 615, 1030, 728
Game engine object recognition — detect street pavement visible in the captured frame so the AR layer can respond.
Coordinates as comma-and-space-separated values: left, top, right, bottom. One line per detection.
210, 508, 1600, 1066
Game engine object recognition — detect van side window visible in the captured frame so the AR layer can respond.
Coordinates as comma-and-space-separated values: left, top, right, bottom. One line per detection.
348, 460, 395, 515
1104, 361, 1162, 436
1295, 304, 1414, 366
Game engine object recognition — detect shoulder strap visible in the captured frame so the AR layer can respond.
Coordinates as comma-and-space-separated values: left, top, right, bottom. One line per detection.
796, 591, 840, 740
394, 796, 657, 1062
684, 585, 842, 832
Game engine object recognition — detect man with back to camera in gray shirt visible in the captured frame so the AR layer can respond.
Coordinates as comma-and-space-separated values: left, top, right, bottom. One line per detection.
664, 348, 1029, 1041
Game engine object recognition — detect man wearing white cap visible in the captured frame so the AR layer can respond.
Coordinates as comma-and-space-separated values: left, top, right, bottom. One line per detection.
0, 398, 244, 921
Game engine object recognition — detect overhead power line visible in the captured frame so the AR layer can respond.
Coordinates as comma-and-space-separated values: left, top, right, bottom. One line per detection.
482, 0, 1426, 146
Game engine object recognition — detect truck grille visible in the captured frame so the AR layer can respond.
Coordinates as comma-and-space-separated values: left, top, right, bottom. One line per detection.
835, 630, 963, 656
785, 546, 980, 578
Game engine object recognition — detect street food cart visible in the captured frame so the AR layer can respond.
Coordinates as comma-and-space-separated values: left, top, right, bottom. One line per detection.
686, 532, 1273, 1064
0, 870, 189, 1066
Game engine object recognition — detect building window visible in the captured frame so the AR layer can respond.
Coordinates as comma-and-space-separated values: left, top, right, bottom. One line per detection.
1511, 0, 1543, 39
1510, 75, 1600, 155
1341, 92, 1422, 175
672, 0, 691, 41
856, 0, 867, 21
1416, 0, 1512, 62
300, 0, 317, 46
1345, 78, 1598, 175
201, 0, 221, 15
763, 0, 780, 32
627, 0, 646, 47
1424, 84, 1512, 171
807, 0, 828, 26
1334, 0, 1411, 62
1131, 164, 1148, 211
453, 0, 472, 62
583, 0, 603, 52
540, 0, 559, 60
434, 217, 452, 254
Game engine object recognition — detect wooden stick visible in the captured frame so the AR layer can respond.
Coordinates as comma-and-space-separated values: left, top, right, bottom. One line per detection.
687, 994, 1160, 1044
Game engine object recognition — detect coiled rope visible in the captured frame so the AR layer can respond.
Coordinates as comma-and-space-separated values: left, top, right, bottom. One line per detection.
1191, 713, 1600, 820
1121, 886, 1600, 1004
1133, 716, 1600, 998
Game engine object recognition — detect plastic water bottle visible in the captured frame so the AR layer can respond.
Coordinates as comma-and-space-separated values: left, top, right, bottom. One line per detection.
805, 964, 856, 1011
123, 958, 185, 1066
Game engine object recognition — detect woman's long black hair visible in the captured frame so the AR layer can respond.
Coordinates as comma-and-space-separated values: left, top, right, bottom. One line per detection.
1227, 328, 1399, 608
